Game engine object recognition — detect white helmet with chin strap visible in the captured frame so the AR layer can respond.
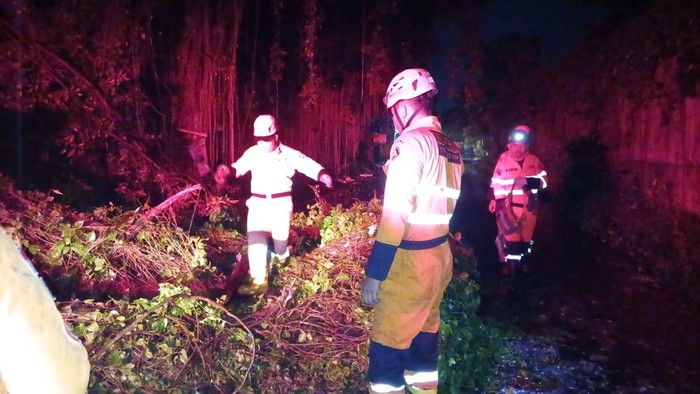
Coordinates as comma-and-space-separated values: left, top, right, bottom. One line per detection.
384, 68, 438, 132
384, 68, 438, 109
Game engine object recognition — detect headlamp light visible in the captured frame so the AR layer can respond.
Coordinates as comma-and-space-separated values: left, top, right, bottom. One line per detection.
509, 131, 527, 143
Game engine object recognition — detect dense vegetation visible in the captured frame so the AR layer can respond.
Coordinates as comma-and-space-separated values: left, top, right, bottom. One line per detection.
0, 174, 502, 392
2, 0, 699, 391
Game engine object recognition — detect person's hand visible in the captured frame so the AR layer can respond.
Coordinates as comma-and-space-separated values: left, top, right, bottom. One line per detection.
488, 199, 496, 213
319, 173, 333, 188
361, 276, 381, 307
214, 164, 231, 185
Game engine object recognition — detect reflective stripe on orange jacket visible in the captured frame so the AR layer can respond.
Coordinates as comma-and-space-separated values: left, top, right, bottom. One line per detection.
490, 151, 547, 203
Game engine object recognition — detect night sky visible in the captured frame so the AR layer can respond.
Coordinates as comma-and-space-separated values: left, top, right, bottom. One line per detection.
431, 0, 630, 111
480, 0, 616, 61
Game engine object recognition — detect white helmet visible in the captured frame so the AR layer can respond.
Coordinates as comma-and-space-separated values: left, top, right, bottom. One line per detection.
384, 68, 438, 109
253, 114, 277, 137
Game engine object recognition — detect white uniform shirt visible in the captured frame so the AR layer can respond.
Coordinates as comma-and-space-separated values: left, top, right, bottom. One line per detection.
232, 143, 325, 195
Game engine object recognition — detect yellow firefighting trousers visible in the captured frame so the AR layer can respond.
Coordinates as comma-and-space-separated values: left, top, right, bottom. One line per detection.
372, 242, 453, 350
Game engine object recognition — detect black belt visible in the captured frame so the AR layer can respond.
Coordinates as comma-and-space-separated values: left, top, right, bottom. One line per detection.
251, 191, 292, 199
399, 235, 448, 250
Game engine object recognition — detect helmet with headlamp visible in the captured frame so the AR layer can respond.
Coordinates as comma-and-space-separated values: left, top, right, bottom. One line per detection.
508, 125, 531, 144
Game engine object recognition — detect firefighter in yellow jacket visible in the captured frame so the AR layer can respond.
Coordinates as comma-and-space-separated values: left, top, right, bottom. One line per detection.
0, 227, 91, 394
361, 68, 463, 394
214, 114, 333, 295
488, 125, 548, 273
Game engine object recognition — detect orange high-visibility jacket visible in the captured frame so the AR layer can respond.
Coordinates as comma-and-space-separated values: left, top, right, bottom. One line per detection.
490, 151, 548, 205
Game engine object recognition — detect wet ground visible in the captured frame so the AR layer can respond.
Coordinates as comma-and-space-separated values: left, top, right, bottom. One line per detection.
454, 161, 700, 393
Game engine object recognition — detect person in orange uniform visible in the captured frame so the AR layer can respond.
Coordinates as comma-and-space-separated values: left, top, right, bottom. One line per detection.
488, 125, 548, 273
0, 227, 91, 394
214, 114, 333, 295
361, 68, 463, 394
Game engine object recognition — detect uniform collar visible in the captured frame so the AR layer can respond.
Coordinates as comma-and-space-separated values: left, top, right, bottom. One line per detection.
401, 115, 442, 134
255, 142, 283, 154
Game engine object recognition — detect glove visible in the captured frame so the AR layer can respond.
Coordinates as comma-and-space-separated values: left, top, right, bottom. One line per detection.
213, 164, 231, 185
526, 177, 542, 191
319, 173, 333, 188
361, 276, 381, 307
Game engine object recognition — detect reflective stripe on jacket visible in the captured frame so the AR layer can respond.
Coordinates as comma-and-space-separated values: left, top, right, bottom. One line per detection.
490, 152, 548, 202
366, 116, 463, 280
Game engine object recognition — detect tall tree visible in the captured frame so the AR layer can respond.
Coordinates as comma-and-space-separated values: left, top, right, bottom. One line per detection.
0, 1, 164, 202
169, 0, 244, 175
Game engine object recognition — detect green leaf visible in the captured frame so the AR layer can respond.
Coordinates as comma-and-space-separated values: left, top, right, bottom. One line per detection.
179, 349, 188, 364
93, 257, 106, 272
50, 244, 64, 259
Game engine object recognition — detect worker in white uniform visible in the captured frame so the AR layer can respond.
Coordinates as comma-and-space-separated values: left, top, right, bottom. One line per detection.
214, 114, 333, 295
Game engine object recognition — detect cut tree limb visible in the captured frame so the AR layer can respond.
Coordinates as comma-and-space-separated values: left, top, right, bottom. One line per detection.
145, 184, 204, 219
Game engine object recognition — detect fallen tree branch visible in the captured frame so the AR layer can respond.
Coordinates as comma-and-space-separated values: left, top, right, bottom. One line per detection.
145, 184, 204, 219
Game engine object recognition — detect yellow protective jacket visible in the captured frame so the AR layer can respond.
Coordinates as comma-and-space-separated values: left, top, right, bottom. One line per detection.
366, 116, 463, 350
367, 116, 463, 281
0, 228, 90, 394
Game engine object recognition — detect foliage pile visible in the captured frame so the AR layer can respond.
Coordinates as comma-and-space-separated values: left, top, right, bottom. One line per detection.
229, 200, 383, 392
65, 285, 256, 393
1, 174, 501, 392
0, 174, 223, 300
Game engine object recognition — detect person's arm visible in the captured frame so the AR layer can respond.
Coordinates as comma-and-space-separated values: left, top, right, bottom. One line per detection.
362, 137, 419, 306
531, 156, 550, 202
0, 228, 90, 393
287, 146, 333, 187
488, 160, 501, 213
231, 148, 253, 178
214, 149, 252, 186
534, 157, 548, 190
